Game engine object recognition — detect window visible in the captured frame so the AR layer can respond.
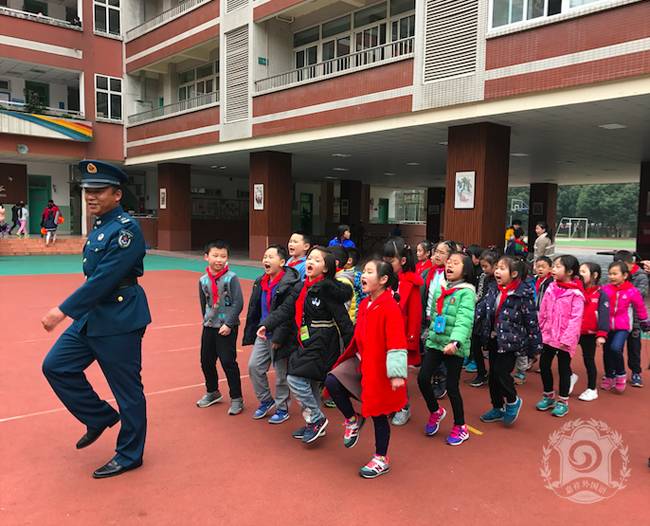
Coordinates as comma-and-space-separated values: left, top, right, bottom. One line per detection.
95, 74, 122, 120
491, 0, 604, 28
177, 62, 219, 102
293, 26, 319, 48
94, 0, 120, 36
390, 0, 415, 16
354, 2, 387, 28
322, 15, 350, 38
24, 0, 48, 15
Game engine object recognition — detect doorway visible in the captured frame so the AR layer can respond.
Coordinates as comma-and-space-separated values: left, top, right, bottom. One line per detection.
25, 80, 50, 108
28, 175, 51, 234
300, 193, 313, 234
378, 198, 389, 224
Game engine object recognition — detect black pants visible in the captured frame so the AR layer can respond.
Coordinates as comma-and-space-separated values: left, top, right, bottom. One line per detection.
324, 374, 390, 456
627, 330, 642, 374
540, 344, 571, 398
579, 335, 598, 390
200, 326, 242, 399
487, 340, 517, 408
417, 349, 465, 425
471, 333, 487, 377
8, 219, 19, 234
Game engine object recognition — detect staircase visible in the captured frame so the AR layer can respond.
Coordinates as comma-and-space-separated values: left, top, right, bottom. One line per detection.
0, 236, 87, 256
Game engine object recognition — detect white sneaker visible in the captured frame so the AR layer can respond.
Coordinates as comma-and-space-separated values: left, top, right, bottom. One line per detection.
391, 406, 411, 426
578, 388, 598, 402
569, 373, 579, 395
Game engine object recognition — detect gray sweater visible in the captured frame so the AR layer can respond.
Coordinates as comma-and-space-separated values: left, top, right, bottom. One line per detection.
199, 271, 244, 328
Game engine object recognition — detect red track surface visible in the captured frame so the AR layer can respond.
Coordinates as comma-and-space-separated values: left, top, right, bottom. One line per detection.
1, 270, 648, 525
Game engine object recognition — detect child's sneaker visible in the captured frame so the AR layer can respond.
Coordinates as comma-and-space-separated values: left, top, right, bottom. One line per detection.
569, 373, 579, 395
302, 417, 328, 444
196, 391, 223, 408
614, 375, 627, 393
228, 398, 244, 415
578, 388, 598, 402
391, 406, 411, 426
480, 407, 504, 423
268, 409, 290, 424
292, 426, 326, 440
513, 372, 526, 385
601, 376, 615, 391
433, 378, 447, 399
343, 414, 366, 448
536, 395, 556, 412
630, 373, 644, 388
359, 455, 390, 479
465, 360, 478, 373
323, 398, 337, 408
469, 375, 488, 388
253, 399, 275, 419
446, 424, 470, 446
424, 407, 447, 436
504, 397, 523, 425
551, 400, 569, 417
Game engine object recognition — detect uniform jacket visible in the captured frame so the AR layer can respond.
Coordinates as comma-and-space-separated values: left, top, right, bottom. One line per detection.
581, 286, 610, 337
535, 276, 553, 309
59, 206, 151, 337
629, 266, 649, 329
264, 278, 354, 381
199, 270, 244, 329
421, 266, 446, 326
476, 281, 542, 357
397, 271, 423, 362
602, 281, 649, 332
474, 273, 496, 335
425, 281, 476, 358
538, 280, 585, 356
242, 267, 301, 360
333, 290, 408, 417
336, 268, 358, 323
533, 233, 554, 259
287, 256, 306, 280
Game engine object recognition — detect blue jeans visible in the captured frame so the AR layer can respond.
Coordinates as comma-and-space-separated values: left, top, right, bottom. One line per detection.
604, 330, 629, 378
287, 375, 324, 423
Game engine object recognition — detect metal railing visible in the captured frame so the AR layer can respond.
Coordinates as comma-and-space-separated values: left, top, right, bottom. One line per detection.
127, 91, 219, 125
126, 0, 212, 41
255, 37, 414, 93
0, 5, 81, 30
0, 100, 84, 120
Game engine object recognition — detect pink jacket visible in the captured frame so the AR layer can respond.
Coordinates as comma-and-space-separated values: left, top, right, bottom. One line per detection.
602, 282, 649, 332
538, 281, 585, 357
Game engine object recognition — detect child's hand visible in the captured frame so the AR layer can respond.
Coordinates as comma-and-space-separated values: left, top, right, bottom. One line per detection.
390, 378, 405, 390
257, 326, 267, 340
442, 342, 457, 355
596, 337, 605, 347
219, 325, 232, 336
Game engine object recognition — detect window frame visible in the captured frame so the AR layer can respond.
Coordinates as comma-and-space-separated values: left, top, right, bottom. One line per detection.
177, 62, 219, 102
95, 73, 122, 122
93, 0, 121, 37
488, 0, 610, 31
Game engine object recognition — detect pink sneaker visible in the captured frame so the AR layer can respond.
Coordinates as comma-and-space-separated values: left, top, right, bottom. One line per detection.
424, 407, 446, 436
614, 375, 627, 393
447, 424, 470, 446
601, 377, 615, 391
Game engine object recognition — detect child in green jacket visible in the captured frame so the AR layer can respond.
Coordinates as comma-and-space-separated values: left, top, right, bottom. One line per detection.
417, 252, 476, 446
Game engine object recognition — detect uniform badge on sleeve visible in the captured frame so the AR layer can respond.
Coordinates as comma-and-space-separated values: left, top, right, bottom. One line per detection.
118, 229, 134, 249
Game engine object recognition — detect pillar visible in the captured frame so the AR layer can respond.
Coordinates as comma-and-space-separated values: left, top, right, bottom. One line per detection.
426, 187, 445, 242
157, 163, 191, 251
249, 151, 292, 260
360, 184, 371, 224
443, 123, 510, 247
320, 180, 334, 234
636, 161, 650, 259
528, 183, 558, 251
339, 179, 362, 248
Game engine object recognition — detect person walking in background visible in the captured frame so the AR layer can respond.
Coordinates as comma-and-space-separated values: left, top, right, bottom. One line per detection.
0, 203, 7, 238
533, 222, 554, 259
16, 201, 28, 238
8, 202, 21, 235
41, 200, 60, 246
328, 224, 356, 248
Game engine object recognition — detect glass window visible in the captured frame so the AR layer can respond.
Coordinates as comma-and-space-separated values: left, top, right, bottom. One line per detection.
293, 26, 319, 47
322, 15, 350, 38
354, 2, 387, 28
491, 0, 524, 27
178, 70, 195, 84
570, 0, 601, 5
109, 78, 121, 92
526, 0, 545, 19
95, 74, 122, 121
548, 0, 562, 14
96, 76, 108, 90
94, 0, 120, 35
322, 40, 335, 61
197, 64, 213, 78
390, 0, 414, 16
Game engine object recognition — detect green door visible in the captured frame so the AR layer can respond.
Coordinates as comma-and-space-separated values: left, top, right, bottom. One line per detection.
28, 175, 51, 234
25, 80, 50, 108
378, 198, 389, 224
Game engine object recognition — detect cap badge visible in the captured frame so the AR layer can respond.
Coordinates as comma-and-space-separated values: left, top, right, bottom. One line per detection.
87, 163, 97, 174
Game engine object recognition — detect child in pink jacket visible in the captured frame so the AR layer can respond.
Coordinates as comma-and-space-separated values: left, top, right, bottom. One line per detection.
602, 261, 649, 393
536, 255, 585, 417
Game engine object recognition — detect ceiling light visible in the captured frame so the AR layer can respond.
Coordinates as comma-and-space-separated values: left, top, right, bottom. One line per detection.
438, 141, 448, 146
555, 160, 575, 164
332, 167, 349, 172
406, 162, 420, 166
210, 165, 227, 169
384, 172, 396, 176
598, 123, 627, 130
325, 176, 338, 180
331, 153, 351, 158
510, 153, 528, 157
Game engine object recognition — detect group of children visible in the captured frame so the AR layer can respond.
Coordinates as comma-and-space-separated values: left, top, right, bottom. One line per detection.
196, 232, 649, 479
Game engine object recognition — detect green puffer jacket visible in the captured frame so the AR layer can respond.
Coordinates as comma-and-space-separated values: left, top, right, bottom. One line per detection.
425, 282, 476, 358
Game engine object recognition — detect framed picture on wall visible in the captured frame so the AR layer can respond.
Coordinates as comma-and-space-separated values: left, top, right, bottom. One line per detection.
253, 184, 264, 210
340, 198, 349, 216
159, 188, 167, 209
454, 171, 475, 209
532, 202, 544, 216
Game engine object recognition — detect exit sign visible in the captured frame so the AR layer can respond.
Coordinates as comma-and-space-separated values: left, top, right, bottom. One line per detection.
258, 57, 268, 65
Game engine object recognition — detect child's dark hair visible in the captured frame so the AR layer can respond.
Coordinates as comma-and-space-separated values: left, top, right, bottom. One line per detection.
307, 246, 337, 280
512, 218, 522, 226
383, 236, 416, 273
330, 245, 348, 269
369, 259, 400, 300
536, 256, 552, 267
480, 249, 499, 266
608, 260, 629, 277
204, 240, 230, 255
536, 221, 553, 242
449, 252, 474, 283
417, 240, 434, 258
614, 250, 636, 265
498, 255, 528, 281
292, 231, 312, 247
466, 244, 483, 260
553, 255, 580, 279
347, 247, 361, 267
267, 244, 288, 262
513, 227, 525, 239
337, 224, 350, 240
581, 261, 602, 285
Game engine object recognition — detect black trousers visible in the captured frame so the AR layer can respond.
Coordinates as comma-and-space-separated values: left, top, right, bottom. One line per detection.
324, 374, 390, 456
417, 349, 465, 425
579, 335, 598, 390
200, 326, 242, 399
627, 330, 642, 374
471, 333, 487, 377
540, 344, 572, 398
487, 340, 517, 408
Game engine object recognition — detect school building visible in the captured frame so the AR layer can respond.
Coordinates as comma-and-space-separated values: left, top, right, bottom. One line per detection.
1, 0, 649, 258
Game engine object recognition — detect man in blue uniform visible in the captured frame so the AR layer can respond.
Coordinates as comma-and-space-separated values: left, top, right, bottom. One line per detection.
41, 160, 151, 479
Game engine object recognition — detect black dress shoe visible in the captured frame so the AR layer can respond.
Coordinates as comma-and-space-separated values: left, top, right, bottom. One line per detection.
76, 415, 120, 449
92, 459, 143, 479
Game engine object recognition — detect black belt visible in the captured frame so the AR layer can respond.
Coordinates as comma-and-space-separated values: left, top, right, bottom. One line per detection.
117, 277, 138, 289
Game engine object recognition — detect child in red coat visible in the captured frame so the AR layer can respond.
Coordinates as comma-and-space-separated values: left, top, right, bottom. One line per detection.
325, 260, 408, 479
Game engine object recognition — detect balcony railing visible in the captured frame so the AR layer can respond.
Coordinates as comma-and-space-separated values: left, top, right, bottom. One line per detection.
0, 100, 84, 119
0, 5, 81, 30
126, 0, 212, 41
128, 91, 219, 125
254, 37, 414, 94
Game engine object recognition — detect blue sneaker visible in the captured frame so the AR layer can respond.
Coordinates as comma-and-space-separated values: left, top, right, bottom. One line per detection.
631, 373, 644, 388
253, 400, 275, 420
268, 409, 289, 424
302, 417, 328, 444
463, 357, 471, 368
551, 400, 569, 418
503, 398, 523, 426
480, 407, 504, 423
465, 361, 478, 373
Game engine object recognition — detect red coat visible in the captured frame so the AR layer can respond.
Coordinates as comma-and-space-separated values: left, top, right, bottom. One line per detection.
334, 290, 408, 417
398, 271, 423, 364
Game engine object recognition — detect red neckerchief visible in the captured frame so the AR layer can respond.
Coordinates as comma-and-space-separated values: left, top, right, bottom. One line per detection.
556, 278, 586, 299
288, 256, 305, 268
514, 239, 528, 252
436, 286, 457, 316
261, 270, 285, 312
206, 265, 229, 307
496, 279, 520, 318
535, 275, 550, 293
426, 265, 446, 288
416, 259, 433, 276
630, 263, 640, 274
295, 275, 325, 333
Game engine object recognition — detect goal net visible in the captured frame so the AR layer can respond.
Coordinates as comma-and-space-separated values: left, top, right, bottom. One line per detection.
556, 217, 589, 240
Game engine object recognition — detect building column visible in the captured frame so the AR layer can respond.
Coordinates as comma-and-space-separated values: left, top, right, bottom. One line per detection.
528, 183, 558, 252
157, 163, 191, 251
636, 161, 650, 259
426, 187, 445, 242
443, 123, 510, 247
340, 179, 362, 233
249, 151, 292, 260
360, 184, 371, 224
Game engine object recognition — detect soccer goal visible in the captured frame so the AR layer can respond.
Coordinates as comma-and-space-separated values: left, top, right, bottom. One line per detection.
556, 217, 589, 240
